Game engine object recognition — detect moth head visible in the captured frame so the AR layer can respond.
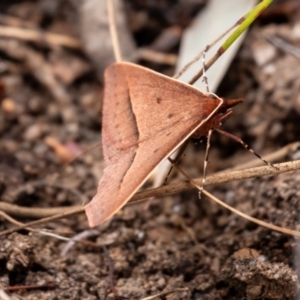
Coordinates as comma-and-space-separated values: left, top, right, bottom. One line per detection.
219, 98, 243, 114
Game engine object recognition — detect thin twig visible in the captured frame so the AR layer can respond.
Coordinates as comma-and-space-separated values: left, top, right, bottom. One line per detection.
4, 283, 56, 292
141, 288, 189, 300
266, 34, 300, 60
0, 207, 84, 237
129, 159, 300, 204
137, 48, 177, 65
60, 229, 100, 256
0, 25, 82, 48
38, 230, 99, 248
0, 201, 82, 219
0, 211, 37, 233
172, 163, 300, 238
103, 246, 118, 296
1, 160, 300, 223
203, 187, 300, 237
107, 0, 122, 62
0, 210, 99, 248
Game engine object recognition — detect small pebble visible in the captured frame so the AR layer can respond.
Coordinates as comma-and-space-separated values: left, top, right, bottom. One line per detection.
23, 124, 42, 141
1, 98, 15, 113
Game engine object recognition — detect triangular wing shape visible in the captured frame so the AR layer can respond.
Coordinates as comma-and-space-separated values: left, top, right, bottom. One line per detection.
85, 62, 221, 227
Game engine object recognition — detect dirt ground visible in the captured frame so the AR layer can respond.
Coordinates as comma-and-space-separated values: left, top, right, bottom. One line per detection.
0, 0, 300, 299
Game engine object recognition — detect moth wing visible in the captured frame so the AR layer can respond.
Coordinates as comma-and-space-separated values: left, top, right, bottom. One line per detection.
85, 62, 220, 227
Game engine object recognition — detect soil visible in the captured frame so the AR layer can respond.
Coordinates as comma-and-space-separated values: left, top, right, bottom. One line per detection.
0, 0, 300, 299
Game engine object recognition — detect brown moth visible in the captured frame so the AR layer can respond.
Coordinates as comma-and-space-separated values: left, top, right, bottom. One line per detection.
85, 62, 242, 227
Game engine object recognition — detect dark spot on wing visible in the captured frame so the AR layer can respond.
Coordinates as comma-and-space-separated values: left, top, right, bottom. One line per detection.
156, 97, 161, 104
168, 113, 174, 118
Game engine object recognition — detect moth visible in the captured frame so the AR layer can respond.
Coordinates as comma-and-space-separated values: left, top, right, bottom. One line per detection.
85, 62, 242, 227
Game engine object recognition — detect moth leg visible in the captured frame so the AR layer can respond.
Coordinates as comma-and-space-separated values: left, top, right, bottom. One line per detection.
166, 140, 190, 184
216, 128, 278, 170
199, 129, 213, 199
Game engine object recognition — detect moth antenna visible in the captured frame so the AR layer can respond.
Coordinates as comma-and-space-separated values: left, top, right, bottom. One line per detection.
215, 129, 279, 170
173, 18, 236, 80
199, 129, 213, 199
202, 45, 210, 93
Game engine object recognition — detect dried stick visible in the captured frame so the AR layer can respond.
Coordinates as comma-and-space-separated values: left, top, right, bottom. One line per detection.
129, 159, 300, 204
0, 207, 84, 237
141, 288, 189, 300
1, 160, 300, 220
1, 159, 300, 237
137, 48, 177, 65
0, 211, 37, 233
107, 0, 122, 62
172, 163, 300, 238
0, 210, 99, 248
0, 25, 82, 48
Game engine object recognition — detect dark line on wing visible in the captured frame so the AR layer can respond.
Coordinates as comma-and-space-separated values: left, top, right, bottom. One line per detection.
109, 115, 198, 162
118, 84, 139, 191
